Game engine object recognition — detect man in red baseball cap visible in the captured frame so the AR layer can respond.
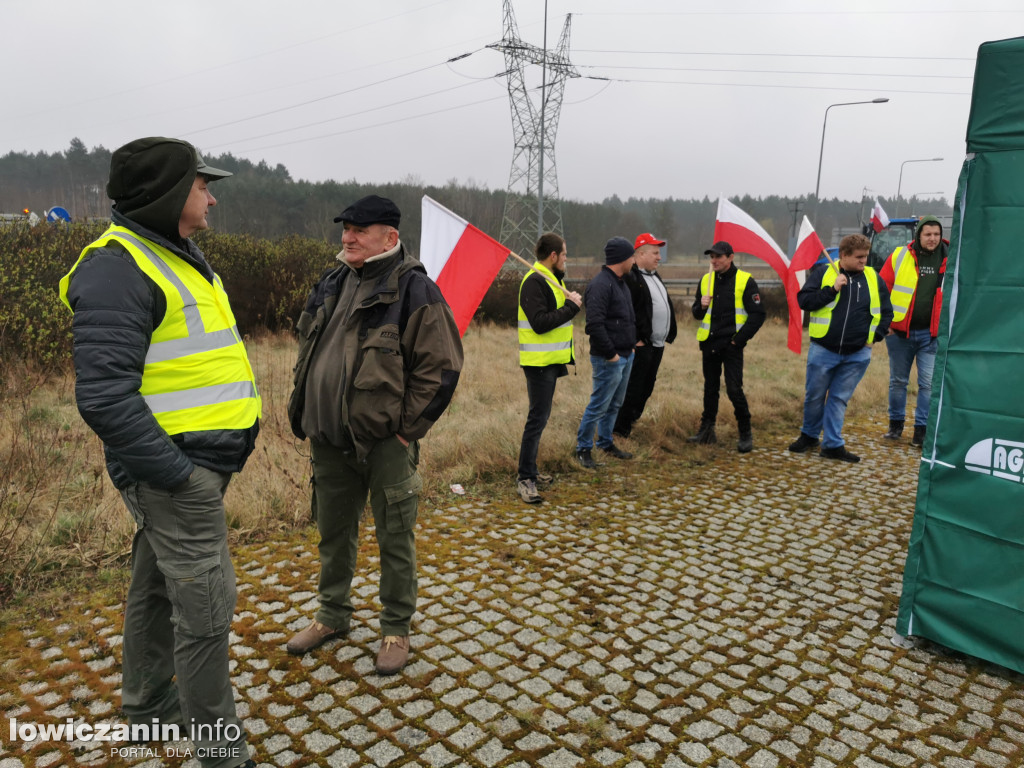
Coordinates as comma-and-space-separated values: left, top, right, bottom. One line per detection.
613, 233, 678, 440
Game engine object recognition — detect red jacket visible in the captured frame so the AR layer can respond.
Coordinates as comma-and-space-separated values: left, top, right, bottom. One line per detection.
880, 240, 947, 336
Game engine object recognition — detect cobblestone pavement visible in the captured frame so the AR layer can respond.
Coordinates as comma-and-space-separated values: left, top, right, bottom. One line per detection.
2, 420, 1023, 767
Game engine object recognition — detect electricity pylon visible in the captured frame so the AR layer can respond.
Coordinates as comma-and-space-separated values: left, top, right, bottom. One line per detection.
488, 0, 578, 259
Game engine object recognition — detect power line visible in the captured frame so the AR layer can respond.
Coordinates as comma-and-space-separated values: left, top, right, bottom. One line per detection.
185, 55, 480, 137
230, 94, 507, 155
573, 49, 976, 62
122, 38, 500, 130
584, 76, 970, 96
13, 0, 461, 122
573, 63, 972, 80
204, 78, 495, 150
573, 9, 1021, 16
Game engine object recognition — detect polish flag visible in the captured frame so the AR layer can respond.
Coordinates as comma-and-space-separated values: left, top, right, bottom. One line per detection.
420, 195, 511, 336
791, 216, 829, 280
712, 197, 804, 354
870, 199, 890, 233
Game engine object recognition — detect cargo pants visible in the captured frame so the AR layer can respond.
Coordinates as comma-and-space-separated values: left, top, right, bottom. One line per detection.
119, 467, 249, 768
310, 436, 421, 637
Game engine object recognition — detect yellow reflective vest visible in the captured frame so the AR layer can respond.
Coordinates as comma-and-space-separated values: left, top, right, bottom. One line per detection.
885, 246, 918, 323
59, 225, 261, 435
518, 262, 574, 366
809, 266, 882, 340
696, 269, 751, 341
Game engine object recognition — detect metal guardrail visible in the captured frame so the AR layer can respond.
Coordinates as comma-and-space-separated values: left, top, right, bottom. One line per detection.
562, 277, 783, 296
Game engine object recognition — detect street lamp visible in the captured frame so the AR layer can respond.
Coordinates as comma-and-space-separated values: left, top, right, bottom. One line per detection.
896, 158, 943, 217
813, 98, 889, 223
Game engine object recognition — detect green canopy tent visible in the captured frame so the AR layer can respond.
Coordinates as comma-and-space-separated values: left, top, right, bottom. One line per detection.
896, 36, 1024, 673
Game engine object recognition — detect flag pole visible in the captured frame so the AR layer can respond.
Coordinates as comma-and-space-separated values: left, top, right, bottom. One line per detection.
820, 248, 841, 275
507, 250, 571, 296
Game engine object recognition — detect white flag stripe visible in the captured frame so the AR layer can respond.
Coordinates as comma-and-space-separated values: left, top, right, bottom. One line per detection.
797, 215, 817, 245
420, 196, 468, 281
716, 198, 790, 267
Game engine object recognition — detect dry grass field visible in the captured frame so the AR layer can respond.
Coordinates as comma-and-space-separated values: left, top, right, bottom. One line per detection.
0, 315, 897, 604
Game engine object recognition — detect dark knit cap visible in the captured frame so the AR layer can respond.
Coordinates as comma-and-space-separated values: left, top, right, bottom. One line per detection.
107, 137, 231, 238
333, 195, 402, 227
915, 215, 942, 237
604, 236, 635, 265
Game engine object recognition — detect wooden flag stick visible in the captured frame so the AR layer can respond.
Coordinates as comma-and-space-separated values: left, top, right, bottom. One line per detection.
821, 247, 841, 274
508, 250, 571, 296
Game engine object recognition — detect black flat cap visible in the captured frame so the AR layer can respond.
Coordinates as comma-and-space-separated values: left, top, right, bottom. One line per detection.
334, 195, 401, 227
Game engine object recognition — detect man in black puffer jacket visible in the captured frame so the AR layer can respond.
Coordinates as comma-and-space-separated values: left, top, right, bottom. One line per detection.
574, 237, 637, 468
59, 138, 259, 768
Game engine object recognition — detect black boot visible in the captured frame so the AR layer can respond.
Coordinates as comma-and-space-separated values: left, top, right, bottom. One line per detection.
883, 419, 904, 440
687, 422, 717, 445
737, 430, 753, 453
911, 425, 926, 447
574, 448, 603, 469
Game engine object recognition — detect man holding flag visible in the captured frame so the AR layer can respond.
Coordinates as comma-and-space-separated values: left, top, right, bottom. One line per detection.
688, 240, 765, 452
788, 234, 893, 463
516, 233, 582, 503
285, 195, 463, 675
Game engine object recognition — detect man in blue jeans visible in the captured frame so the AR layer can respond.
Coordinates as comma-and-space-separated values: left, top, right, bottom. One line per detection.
879, 216, 947, 447
789, 234, 893, 463
575, 237, 637, 469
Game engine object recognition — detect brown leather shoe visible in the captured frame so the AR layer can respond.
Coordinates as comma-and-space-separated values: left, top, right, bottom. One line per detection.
286, 620, 345, 656
375, 635, 410, 675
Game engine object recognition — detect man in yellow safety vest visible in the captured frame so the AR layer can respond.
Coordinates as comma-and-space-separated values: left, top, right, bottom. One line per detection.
879, 216, 947, 447
516, 232, 582, 503
788, 233, 893, 463
688, 240, 765, 452
60, 138, 260, 768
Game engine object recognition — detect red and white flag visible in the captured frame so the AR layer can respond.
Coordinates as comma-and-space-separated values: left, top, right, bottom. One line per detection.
712, 197, 804, 354
791, 215, 829, 278
420, 195, 511, 336
870, 199, 890, 233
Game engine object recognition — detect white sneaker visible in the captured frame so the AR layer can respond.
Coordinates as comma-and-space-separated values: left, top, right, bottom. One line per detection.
516, 478, 542, 504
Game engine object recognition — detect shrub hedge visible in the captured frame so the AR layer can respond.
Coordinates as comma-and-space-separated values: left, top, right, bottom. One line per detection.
0, 222, 337, 369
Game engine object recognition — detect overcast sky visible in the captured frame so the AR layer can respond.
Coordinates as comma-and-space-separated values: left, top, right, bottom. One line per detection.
4, 1, 1020, 206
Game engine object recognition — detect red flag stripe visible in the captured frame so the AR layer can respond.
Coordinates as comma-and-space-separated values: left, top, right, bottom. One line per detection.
420, 196, 510, 337
434, 223, 511, 336
790, 216, 828, 275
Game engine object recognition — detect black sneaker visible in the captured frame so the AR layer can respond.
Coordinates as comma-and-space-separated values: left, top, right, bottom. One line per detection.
788, 433, 820, 453
600, 444, 633, 460
574, 449, 603, 469
820, 445, 860, 463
